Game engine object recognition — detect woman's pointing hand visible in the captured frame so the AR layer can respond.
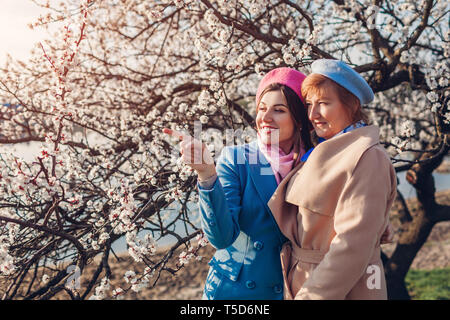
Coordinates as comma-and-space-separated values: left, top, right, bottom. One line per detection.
163, 128, 216, 180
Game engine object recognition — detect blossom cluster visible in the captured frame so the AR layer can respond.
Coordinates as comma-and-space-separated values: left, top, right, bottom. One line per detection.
0, 209, 19, 276
126, 231, 157, 263
0, 242, 16, 276
120, 266, 154, 295
178, 233, 209, 265
89, 277, 111, 300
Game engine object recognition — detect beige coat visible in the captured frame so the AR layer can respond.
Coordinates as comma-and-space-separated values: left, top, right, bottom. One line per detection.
268, 125, 397, 300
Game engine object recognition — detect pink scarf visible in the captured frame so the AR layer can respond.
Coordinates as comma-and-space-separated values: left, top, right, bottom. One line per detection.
257, 134, 304, 185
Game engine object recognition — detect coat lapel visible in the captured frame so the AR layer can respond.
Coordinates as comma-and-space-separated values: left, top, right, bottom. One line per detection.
268, 125, 381, 245
268, 162, 304, 244
245, 141, 278, 209
285, 125, 381, 213
246, 141, 287, 243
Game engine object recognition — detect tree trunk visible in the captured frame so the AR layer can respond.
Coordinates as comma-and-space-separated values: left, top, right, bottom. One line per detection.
384, 144, 448, 300
385, 215, 435, 300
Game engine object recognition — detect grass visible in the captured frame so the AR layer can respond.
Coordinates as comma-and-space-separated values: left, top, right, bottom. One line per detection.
405, 267, 450, 300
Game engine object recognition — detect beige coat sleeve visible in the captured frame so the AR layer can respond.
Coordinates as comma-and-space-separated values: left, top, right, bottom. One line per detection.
295, 147, 395, 300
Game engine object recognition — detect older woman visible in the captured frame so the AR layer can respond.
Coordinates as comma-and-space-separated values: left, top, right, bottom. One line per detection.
268, 59, 397, 300
164, 67, 313, 299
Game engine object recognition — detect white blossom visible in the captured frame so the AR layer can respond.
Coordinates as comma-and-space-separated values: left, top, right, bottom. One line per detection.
426, 91, 439, 103
400, 120, 416, 137
42, 274, 50, 284
200, 115, 209, 124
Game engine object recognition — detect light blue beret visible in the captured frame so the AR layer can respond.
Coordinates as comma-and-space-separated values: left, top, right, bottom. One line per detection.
311, 59, 374, 105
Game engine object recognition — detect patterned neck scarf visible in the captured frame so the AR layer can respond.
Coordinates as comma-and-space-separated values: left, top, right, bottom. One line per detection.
301, 121, 367, 162
257, 134, 305, 185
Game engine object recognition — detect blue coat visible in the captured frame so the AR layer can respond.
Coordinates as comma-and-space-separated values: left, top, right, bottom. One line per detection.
198, 141, 287, 300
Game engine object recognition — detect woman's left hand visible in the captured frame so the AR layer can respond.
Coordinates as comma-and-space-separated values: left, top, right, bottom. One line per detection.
163, 128, 216, 180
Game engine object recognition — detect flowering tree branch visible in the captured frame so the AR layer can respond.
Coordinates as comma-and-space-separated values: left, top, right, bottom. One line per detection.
0, 0, 448, 300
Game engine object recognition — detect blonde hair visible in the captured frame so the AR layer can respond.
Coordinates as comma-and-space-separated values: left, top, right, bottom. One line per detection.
301, 74, 370, 124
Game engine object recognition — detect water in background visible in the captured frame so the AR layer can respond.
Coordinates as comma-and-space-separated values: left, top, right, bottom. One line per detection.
397, 170, 449, 199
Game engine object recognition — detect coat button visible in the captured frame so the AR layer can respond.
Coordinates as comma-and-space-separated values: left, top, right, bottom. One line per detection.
208, 221, 216, 227
273, 284, 282, 294
253, 241, 264, 251
246, 280, 256, 289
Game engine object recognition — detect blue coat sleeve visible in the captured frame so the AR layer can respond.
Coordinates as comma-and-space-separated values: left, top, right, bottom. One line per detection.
198, 146, 242, 249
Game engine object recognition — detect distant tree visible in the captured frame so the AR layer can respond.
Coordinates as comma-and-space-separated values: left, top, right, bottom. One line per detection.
0, 0, 448, 299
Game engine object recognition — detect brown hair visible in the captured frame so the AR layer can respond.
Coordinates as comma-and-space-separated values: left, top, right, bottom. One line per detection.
301, 74, 370, 124
257, 83, 313, 151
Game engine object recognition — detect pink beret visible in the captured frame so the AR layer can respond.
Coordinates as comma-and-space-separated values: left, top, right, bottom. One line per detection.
255, 67, 306, 105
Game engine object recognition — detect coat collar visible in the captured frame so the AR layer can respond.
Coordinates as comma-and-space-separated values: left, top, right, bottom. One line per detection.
301, 120, 367, 162
245, 141, 279, 208
245, 141, 286, 243
284, 125, 381, 209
